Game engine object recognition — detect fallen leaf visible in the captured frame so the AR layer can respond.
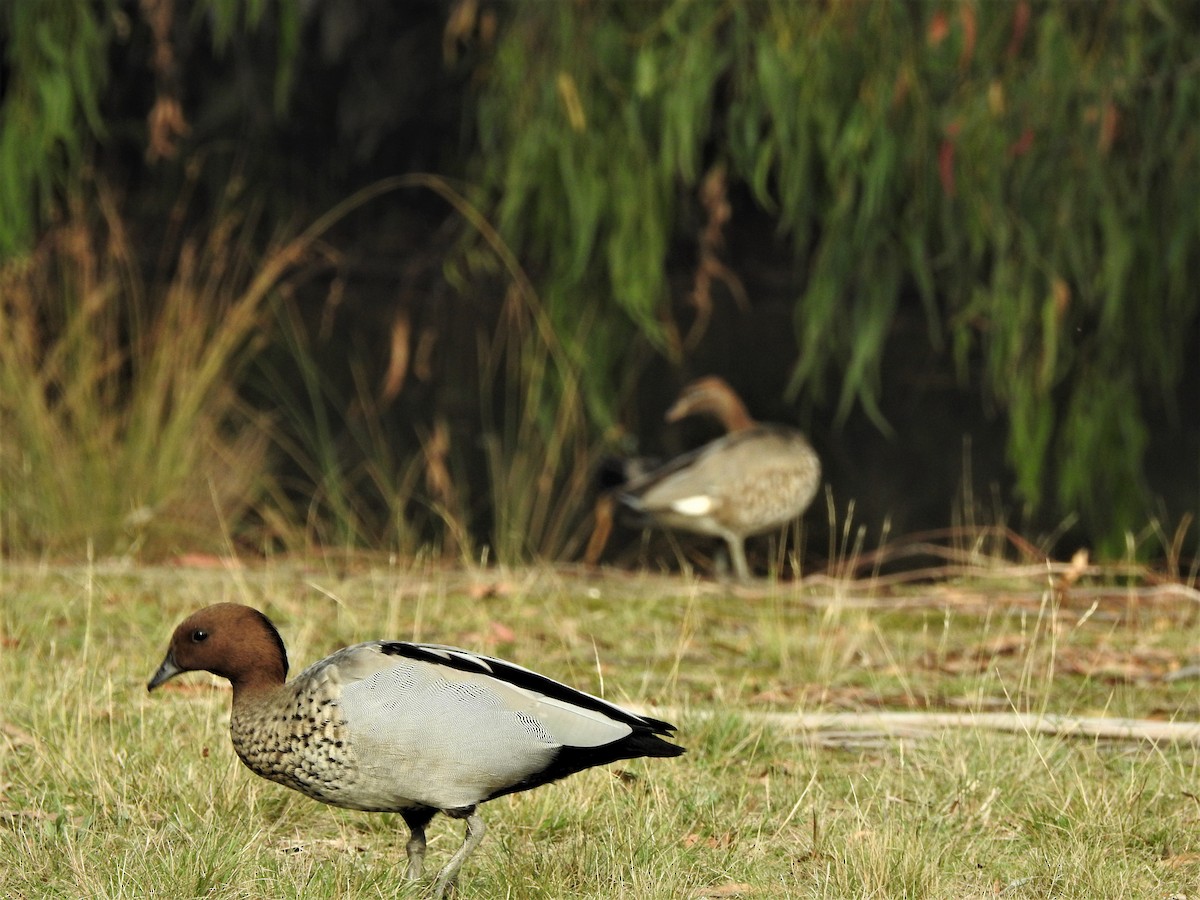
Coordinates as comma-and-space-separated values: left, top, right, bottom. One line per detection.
1056, 547, 1089, 591
1, 723, 37, 747
468, 581, 515, 600
693, 884, 753, 898
1160, 852, 1200, 869
489, 621, 516, 643
0, 809, 84, 828
683, 832, 735, 849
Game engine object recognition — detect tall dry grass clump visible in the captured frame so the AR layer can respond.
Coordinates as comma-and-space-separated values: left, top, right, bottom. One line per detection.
0, 178, 300, 558
479, 287, 599, 565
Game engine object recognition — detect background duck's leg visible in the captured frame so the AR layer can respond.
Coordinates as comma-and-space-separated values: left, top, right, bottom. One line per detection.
583, 495, 615, 566
727, 535, 751, 581
431, 811, 486, 898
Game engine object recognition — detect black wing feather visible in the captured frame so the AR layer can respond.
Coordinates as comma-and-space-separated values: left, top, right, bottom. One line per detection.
377, 642, 683, 807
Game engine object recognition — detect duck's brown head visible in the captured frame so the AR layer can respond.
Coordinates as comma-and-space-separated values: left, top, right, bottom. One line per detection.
147, 602, 289, 694
665, 376, 754, 433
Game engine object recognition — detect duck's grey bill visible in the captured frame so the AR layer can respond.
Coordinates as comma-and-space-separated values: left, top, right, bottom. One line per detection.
147, 654, 183, 691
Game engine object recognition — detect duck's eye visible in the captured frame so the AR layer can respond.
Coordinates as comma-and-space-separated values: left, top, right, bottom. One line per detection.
191, 629, 209, 643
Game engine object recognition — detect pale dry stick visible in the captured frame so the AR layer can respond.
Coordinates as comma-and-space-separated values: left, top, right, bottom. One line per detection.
640, 708, 1200, 744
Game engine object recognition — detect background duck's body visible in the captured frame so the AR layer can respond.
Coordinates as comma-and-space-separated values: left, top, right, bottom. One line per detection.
618, 377, 821, 580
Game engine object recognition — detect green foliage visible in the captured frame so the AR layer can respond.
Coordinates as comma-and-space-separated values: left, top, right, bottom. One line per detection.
1, 1, 1193, 560
475, 3, 710, 420
479, 293, 599, 565
0, 0, 302, 260
255, 304, 428, 556
202, 0, 301, 113
0, 1, 112, 257
472, 0, 1200, 554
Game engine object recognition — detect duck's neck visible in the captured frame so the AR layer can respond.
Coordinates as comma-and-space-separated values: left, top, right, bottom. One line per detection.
230, 675, 287, 710
716, 399, 754, 433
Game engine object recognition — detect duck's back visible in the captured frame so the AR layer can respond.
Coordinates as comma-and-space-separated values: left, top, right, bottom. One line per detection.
627, 426, 820, 536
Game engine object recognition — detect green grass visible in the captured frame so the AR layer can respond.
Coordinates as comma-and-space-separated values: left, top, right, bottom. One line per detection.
1, 562, 1198, 898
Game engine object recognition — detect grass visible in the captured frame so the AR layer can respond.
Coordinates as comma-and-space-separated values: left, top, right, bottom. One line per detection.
1, 561, 1198, 898
0, 171, 357, 559
0, 166, 620, 566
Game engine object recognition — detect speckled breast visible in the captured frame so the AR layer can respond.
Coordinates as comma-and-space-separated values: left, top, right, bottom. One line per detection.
230, 685, 358, 806
727, 462, 820, 532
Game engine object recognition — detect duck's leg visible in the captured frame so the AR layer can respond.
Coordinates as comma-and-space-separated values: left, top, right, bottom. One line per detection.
400, 808, 436, 881
727, 535, 751, 581
405, 828, 427, 880
583, 495, 615, 566
430, 810, 486, 898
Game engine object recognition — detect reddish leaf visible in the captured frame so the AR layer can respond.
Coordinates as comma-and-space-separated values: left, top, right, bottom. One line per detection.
1008, 127, 1034, 158
938, 138, 956, 197
958, 6, 977, 68
1007, 0, 1031, 58
489, 620, 516, 643
1099, 102, 1119, 154
927, 10, 949, 46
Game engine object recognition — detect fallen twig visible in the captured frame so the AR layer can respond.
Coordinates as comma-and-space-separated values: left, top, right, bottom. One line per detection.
640, 708, 1200, 744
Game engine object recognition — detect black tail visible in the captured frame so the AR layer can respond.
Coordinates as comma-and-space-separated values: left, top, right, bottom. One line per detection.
485, 725, 684, 802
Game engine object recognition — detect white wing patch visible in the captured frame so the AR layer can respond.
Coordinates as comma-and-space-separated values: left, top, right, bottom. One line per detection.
671, 495, 715, 516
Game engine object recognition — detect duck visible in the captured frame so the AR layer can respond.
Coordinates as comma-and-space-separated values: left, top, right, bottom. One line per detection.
617, 376, 821, 580
147, 603, 683, 897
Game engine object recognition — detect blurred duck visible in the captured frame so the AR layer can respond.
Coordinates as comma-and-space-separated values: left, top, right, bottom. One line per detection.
148, 603, 683, 897
617, 376, 821, 580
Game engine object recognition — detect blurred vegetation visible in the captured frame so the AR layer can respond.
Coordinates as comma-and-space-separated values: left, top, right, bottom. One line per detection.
471, 0, 1199, 555
0, 176, 279, 556
0, 1, 1196, 562
0, 2, 109, 258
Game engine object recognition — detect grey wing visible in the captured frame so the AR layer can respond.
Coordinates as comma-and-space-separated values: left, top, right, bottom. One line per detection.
334, 646, 634, 809
630, 431, 775, 508
632, 428, 820, 527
